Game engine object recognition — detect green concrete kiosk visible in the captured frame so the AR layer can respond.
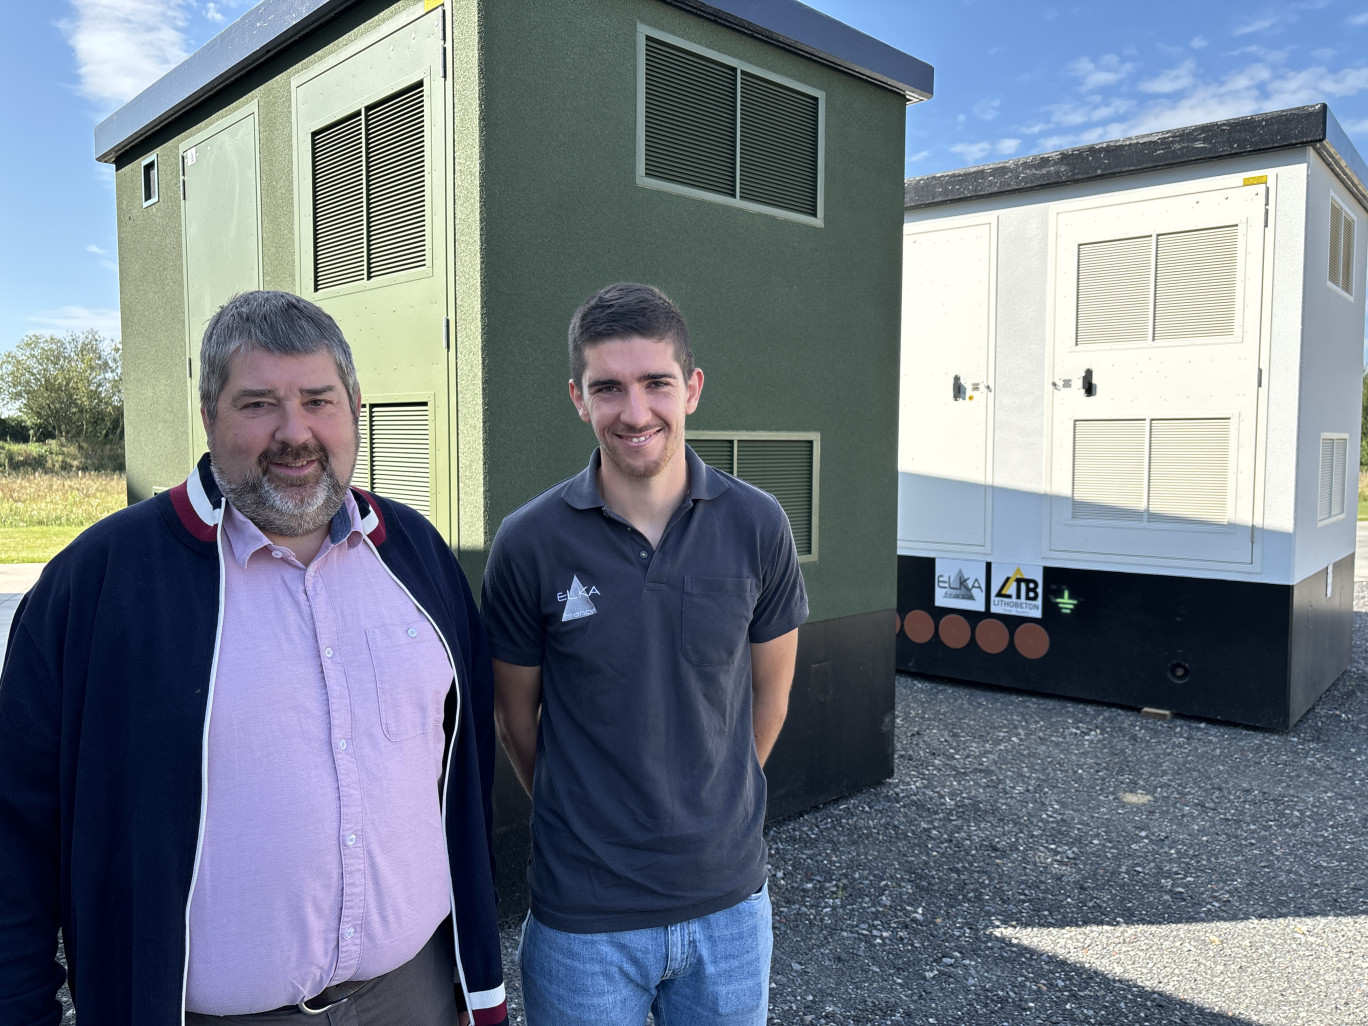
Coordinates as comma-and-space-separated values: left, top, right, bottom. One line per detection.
95, 0, 933, 909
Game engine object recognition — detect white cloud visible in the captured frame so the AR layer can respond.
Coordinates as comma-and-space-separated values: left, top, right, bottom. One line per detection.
1140, 59, 1199, 95
1341, 116, 1368, 132
906, 149, 932, 163
949, 142, 994, 162
204, 3, 226, 23
1348, 11, 1368, 25
973, 98, 1001, 121
996, 138, 1022, 155
85, 244, 106, 255
1191, 35, 1209, 49
1067, 54, 1137, 92
59, 0, 190, 109
26, 307, 123, 339
1234, 16, 1280, 35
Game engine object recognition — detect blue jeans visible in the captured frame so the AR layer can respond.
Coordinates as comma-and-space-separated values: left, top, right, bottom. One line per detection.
518, 885, 772, 1026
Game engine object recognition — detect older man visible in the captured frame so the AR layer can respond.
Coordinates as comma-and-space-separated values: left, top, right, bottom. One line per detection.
0, 291, 506, 1026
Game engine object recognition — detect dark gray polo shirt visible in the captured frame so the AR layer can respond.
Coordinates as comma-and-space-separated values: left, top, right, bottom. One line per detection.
481, 446, 808, 933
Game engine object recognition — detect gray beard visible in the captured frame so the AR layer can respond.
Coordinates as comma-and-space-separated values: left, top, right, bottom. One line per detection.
211, 442, 352, 539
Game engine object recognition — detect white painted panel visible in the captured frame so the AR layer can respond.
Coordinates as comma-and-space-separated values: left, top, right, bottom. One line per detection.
899, 220, 994, 552
1048, 183, 1266, 564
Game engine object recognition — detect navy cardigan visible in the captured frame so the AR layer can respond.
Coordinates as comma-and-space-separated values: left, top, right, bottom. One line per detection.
0, 455, 507, 1026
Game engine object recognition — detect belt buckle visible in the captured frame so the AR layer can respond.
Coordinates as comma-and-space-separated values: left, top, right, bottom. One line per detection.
297, 980, 366, 1015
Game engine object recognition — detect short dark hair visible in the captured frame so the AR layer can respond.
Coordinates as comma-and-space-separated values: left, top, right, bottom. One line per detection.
568, 282, 693, 385
199, 290, 360, 421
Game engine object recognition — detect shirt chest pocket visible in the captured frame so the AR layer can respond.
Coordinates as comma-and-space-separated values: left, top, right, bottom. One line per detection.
365, 621, 452, 741
682, 575, 759, 667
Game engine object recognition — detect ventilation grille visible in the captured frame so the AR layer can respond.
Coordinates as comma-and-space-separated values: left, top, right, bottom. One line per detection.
1319, 435, 1348, 522
643, 35, 820, 219
739, 72, 819, 217
313, 82, 426, 292
1072, 418, 1232, 527
357, 402, 432, 518
643, 37, 735, 196
1076, 225, 1239, 346
1330, 199, 1355, 296
691, 436, 815, 556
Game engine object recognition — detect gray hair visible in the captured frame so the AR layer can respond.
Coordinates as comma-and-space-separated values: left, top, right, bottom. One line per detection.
199, 291, 361, 422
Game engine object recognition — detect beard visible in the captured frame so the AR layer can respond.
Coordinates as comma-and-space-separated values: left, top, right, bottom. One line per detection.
211, 439, 354, 539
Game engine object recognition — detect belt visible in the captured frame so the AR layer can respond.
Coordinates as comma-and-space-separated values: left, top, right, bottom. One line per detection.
272, 976, 374, 1016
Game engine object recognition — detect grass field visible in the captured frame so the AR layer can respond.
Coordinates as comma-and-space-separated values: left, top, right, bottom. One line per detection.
0, 473, 126, 563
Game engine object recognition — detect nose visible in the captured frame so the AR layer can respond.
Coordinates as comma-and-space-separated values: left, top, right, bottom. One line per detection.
621, 385, 651, 427
275, 401, 313, 447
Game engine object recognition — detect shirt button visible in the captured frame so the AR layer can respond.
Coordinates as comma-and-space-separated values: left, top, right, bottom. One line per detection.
407, 627, 418, 638
338, 739, 347, 751
271, 550, 283, 559
639, 551, 648, 559
344, 927, 355, 940
345, 833, 356, 846
324, 647, 334, 658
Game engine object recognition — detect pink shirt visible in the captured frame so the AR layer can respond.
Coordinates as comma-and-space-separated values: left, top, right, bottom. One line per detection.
185, 496, 455, 1014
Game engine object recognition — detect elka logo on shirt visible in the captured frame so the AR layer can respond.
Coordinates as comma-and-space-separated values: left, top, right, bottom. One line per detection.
558, 575, 600, 622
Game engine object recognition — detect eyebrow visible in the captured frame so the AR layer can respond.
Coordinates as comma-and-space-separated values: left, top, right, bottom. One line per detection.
231, 384, 339, 402
585, 371, 677, 390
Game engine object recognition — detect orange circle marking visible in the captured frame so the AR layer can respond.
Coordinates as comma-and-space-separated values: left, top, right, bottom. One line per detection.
1014, 622, 1050, 660
903, 609, 935, 644
975, 618, 1009, 655
938, 614, 971, 650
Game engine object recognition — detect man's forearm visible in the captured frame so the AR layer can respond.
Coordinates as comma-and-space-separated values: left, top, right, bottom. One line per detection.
492, 658, 542, 796
750, 629, 799, 767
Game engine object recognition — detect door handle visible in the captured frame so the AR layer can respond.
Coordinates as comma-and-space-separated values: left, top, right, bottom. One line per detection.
952, 374, 966, 401
1081, 368, 1096, 397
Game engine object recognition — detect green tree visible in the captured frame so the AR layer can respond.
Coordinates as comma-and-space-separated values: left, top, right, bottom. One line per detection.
0, 331, 123, 447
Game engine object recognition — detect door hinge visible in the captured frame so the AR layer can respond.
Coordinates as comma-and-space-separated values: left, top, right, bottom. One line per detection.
188, 357, 193, 379
1257, 367, 1263, 387
442, 316, 450, 351
439, 7, 447, 79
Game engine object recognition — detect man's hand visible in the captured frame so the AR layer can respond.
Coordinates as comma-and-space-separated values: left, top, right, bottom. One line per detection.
492, 659, 543, 796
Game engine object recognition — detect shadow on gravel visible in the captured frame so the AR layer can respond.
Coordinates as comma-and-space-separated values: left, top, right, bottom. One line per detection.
755, 609, 1368, 1025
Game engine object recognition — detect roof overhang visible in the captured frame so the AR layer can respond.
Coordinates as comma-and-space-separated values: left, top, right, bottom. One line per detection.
905, 104, 1368, 213
96, 0, 933, 165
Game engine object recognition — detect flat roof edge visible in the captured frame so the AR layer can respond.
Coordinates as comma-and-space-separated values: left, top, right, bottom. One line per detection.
657, 0, 932, 101
95, 0, 352, 163
905, 104, 1368, 211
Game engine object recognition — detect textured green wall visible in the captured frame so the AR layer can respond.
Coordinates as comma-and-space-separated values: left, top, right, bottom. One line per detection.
474, 0, 907, 622
114, 0, 414, 499
113, 0, 907, 621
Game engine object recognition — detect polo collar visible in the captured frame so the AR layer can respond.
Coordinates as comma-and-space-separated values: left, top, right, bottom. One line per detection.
561, 445, 730, 512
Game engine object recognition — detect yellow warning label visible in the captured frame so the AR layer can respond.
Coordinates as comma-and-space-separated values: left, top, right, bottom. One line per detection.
424, 0, 441, 11
1243, 175, 1268, 186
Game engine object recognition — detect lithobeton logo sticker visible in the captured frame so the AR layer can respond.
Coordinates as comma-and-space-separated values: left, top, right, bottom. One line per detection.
990, 564, 1043, 618
934, 559, 986, 612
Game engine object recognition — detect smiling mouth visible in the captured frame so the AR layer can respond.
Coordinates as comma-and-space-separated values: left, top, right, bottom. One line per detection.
618, 429, 659, 446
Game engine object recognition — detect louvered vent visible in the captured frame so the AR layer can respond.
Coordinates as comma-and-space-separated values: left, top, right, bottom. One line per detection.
312, 82, 426, 292
739, 72, 819, 217
644, 37, 736, 197
313, 113, 365, 290
358, 402, 431, 518
689, 435, 816, 556
1155, 226, 1238, 339
1330, 199, 1355, 296
689, 437, 736, 471
1071, 419, 1146, 522
642, 34, 820, 219
737, 438, 814, 555
1076, 225, 1240, 345
1148, 418, 1230, 526
1077, 237, 1151, 346
1319, 435, 1348, 522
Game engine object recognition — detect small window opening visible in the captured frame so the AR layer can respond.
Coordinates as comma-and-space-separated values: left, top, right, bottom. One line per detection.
141, 155, 159, 207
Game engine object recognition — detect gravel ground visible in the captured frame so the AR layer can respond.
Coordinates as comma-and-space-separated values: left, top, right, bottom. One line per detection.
495, 590, 1368, 1025
55, 589, 1368, 1024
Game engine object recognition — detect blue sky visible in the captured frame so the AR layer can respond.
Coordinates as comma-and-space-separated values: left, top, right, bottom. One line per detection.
3, 0, 1368, 353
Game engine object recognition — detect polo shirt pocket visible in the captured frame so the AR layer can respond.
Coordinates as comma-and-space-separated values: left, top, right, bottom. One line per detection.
366, 621, 451, 741
682, 576, 758, 667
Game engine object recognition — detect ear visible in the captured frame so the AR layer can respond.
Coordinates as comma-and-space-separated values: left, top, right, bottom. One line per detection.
569, 379, 591, 423
200, 407, 211, 435
684, 367, 704, 415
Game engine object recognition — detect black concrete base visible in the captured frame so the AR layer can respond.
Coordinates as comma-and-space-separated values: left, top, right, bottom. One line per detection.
490, 608, 896, 916
895, 554, 1354, 731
